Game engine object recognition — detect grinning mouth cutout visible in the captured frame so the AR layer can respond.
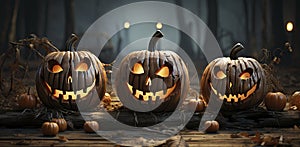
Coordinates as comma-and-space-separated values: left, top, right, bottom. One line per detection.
126, 83, 176, 101
44, 80, 96, 101
209, 81, 259, 103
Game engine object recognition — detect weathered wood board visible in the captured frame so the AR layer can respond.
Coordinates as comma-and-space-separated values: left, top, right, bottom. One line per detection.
0, 128, 299, 146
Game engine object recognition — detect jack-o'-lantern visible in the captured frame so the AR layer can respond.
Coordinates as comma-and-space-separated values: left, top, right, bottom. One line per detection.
115, 31, 189, 112
201, 43, 266, 111
36, 34, 107, 111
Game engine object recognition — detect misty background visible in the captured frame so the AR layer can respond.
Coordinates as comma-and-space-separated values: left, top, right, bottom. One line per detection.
0, 0, 299, 68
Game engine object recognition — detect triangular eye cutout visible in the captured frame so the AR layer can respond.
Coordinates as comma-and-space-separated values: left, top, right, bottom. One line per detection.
131, 62, 144, 74
215, 70, 226, 79
240, 68, 253, 80
213, 66, 226, 79
48, 59, 63, 73
75, 57, 91, 71
156, 66, 169, 78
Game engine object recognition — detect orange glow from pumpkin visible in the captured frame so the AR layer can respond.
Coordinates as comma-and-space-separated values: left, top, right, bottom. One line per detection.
52, 65, 63, 73
156, 66, 169, 77
45, 80, 96, 101
210, 82, 257, 102
216, 71, 226, 79
240, 72, 251, 80
132, 63, 144, 74
75, 63, 89, 71
127, 83, 177, 101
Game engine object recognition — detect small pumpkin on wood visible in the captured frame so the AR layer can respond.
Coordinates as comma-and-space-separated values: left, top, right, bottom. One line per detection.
18, 87, 37, 109
204, 120, 219, 133
200, 43, 266, 111
83, 121, 99, 133
290, 91, 300, 110
36, 34, 107, 112
52, 118, 67, 132
115, 31, 189, 112
264, 92, 287, 111
42, 122, 59, 136
187, 98, 206, 112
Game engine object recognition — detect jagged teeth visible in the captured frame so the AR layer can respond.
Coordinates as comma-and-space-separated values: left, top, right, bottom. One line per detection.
210, 82, 257, 103
46, 80, 96, 101
127, 83, 176, 101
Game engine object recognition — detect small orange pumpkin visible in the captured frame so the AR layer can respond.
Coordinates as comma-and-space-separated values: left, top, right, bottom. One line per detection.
83, 121, 99, 133
42, 122, 59, 136
187, 98, 206, 112
290, 91, 300, 110
52, 118, 67, 132
204, 120, 219, 133
264, 92, 287, 111
18, 88, 37, 109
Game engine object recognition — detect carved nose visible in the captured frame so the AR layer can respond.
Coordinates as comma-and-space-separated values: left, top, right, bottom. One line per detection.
146, 77, 151, 86
68, 76, 72, 84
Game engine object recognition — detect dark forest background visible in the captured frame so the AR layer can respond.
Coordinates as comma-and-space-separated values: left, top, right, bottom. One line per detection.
0, 0, 299, 67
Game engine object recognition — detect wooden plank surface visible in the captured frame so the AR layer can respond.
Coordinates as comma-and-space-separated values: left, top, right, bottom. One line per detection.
0, 128, 299, 146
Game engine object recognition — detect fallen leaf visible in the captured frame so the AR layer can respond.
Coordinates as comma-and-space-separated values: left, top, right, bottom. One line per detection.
58, 136, 69, 142
279, 135, 283, 144
261, 135, 279, 146
238, 132, 249, 137
289, 105, 297, 110
251, 132, 262, 144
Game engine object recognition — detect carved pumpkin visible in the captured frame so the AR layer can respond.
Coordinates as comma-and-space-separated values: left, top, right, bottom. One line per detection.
42, 122, 59, 136
201, 43, 266, 111
204, 120, 219, 133
36, 34, 107, 111
52, 118, 67, 132
18, 88, 37, 109
115, 31, 189, 112
290, 91, 300, 110
83, 121, 99, 133
264, 92, 286, 111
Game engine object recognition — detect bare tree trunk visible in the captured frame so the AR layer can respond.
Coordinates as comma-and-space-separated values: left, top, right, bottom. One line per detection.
250, 0, 257, 50
271, 0, 285, 48
24, 0, 40, 36
64, 0, 75, 49
43, 0, 49, 36
243, 0, 249, 47
0, 1, 13, 51
8, 0, 19, 42
175, 0, 195, 59
261, 0, 268, 48
207, 0, 218, 38
295, 0, 300, 67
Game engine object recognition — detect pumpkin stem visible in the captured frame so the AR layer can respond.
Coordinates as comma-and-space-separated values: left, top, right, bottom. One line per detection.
66, 34, 78, 51
27, 87, 31, 95
148, 30, 163, 52
230, 43, 244, 60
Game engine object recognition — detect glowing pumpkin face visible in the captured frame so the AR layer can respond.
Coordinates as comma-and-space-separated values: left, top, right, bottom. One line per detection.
128, 55, 178, 101
115, 31, 189, 112
36, 34, 106, 111
201, 43, 266, 111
